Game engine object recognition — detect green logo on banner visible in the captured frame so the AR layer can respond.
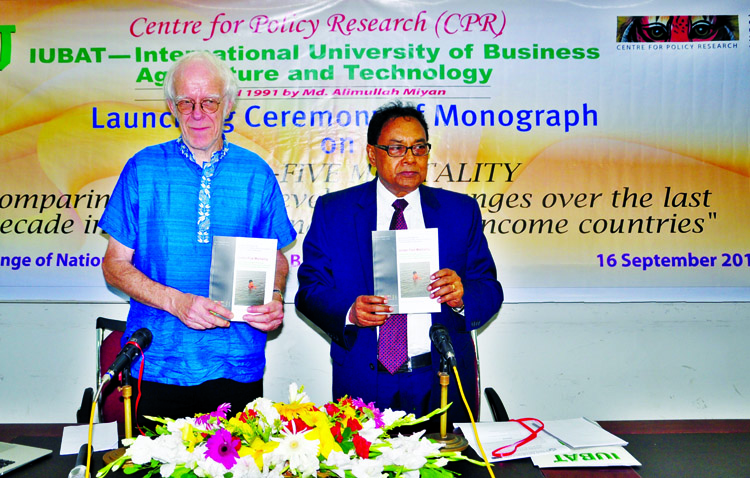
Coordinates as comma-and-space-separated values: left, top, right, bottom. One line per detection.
0, 25, 16, 71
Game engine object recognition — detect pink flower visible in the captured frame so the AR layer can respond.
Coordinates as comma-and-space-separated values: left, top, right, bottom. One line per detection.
351, 398, 384, 428
214, 402, 232, 418
371, 408, 385, 429
204, 428, 240, 469
195, 403, 232, 428
351, 398, 374, 410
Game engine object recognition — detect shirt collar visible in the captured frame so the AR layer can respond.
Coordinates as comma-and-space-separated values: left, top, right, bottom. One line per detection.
375, 179, 421, 210
176, 134, 230, 168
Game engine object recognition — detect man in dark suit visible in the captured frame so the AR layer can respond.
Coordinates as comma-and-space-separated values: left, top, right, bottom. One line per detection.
295, 101, 503, 428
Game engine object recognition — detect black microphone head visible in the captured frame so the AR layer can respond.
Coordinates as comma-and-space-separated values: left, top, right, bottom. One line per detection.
128, 328, 153, 350
104, 328, 153, 381
429, 324, 457, 368
429, 324, 449, 342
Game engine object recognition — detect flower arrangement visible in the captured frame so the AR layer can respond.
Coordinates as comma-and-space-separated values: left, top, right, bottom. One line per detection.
97, 384, 481, 478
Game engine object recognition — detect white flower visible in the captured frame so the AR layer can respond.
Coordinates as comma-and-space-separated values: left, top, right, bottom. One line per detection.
247, 397, 280, 430
159, 462, 176, 477
325, 450, 354, 477
377, 433, 442, 470
195, 452, 230, 478
288, 383, 311, 404
380, 409, 407, 427
151, 432, 192, 464
265, 430, 320, 476
358, 419, 382, 445
166, 417, 193, 434
229, 455, 263, 478
126, 435, 158, 465
260, 467, 285, 478
350, 459, 386, 478
433, 457, 449, 467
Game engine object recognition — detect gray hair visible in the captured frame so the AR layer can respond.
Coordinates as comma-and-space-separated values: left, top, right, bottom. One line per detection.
164, 51, 238, 112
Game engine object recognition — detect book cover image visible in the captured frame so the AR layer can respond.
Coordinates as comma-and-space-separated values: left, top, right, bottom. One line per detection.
372, 229, 440, 314
210, 236, 277, 320
399, 262, 432, 299
234, 271, 268, 307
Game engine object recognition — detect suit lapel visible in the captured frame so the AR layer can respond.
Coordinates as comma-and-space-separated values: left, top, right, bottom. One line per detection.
420, 185, 441, 229
354, 180, 378, 293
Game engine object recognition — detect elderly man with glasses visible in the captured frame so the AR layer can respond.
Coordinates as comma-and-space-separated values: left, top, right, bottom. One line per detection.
99, 51, 296, 423
296, 101, 503, 431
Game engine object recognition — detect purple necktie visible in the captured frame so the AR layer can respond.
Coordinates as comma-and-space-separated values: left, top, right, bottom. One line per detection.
378, 198, 409, 374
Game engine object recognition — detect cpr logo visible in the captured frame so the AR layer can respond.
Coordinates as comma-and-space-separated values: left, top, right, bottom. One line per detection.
0, 25, 16, 71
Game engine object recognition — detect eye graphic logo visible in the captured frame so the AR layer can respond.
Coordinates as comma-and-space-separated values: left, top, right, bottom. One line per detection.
0, 25, 16, 71
617, 16, 739, 42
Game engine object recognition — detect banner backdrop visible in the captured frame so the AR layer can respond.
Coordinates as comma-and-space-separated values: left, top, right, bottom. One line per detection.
1, 1, 748, 302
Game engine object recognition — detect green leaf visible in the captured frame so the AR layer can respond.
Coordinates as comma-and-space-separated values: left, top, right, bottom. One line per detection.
385, 403, 452, 431
340, 440, 354, 454
419, 467, 456, 478
171, 466, 198, 478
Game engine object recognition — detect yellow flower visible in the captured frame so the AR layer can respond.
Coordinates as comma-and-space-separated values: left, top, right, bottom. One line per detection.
226, 416, 257, 443
244, 436, 279, 470
180, 424, 203, 453
304, 425, 341, 458
274, 402, 317, 420
338, 404, 357, 421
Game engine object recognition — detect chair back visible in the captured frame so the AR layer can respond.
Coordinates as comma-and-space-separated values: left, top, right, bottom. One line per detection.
485, 387, 510, 422
96, 317, 127, 433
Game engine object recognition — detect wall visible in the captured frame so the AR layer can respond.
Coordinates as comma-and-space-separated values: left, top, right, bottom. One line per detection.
1, 301, 748, 423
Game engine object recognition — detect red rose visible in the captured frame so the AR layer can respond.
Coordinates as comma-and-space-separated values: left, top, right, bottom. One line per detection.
352, 434, 371, 459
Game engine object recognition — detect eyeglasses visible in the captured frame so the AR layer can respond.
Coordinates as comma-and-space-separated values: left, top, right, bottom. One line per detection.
492, 418, 545, 458
372, 143, 431, 157
175, 98, 222, 115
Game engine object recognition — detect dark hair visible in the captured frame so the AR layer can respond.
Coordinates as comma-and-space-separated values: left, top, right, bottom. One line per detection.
367, 101, 429, 145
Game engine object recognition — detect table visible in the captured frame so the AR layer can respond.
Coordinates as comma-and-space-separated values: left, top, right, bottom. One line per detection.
1, 420, 749, 477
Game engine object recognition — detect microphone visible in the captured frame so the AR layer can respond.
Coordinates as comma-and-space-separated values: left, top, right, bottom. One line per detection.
103, 328, 152, 382
429, 324, 457, 368
67, 443, 87, 478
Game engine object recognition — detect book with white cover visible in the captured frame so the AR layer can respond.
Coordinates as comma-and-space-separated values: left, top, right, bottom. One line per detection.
372, 228, 440, 314
209, 236, 277, 320
542, 418, 628, 449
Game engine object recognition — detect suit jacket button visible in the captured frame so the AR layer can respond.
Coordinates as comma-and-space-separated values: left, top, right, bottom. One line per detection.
369, 363, 375, 370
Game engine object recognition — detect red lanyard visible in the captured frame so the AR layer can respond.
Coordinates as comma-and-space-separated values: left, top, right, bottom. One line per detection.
124, 341, 147, 435
492, 418, 545, 458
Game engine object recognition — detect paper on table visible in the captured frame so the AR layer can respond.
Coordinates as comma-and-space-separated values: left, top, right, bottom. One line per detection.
455, 421, 569, 462
542, 417, 628, 448
531, 445, 641, 468
60, 422, 119, 455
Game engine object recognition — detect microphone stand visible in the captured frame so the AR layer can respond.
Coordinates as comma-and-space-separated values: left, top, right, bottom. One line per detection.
121, 367, 134, 440
425, 357, 468, 452
103, 367, 132, 464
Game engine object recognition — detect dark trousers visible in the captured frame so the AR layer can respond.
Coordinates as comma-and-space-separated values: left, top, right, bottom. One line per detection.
131, 378, 263, 429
